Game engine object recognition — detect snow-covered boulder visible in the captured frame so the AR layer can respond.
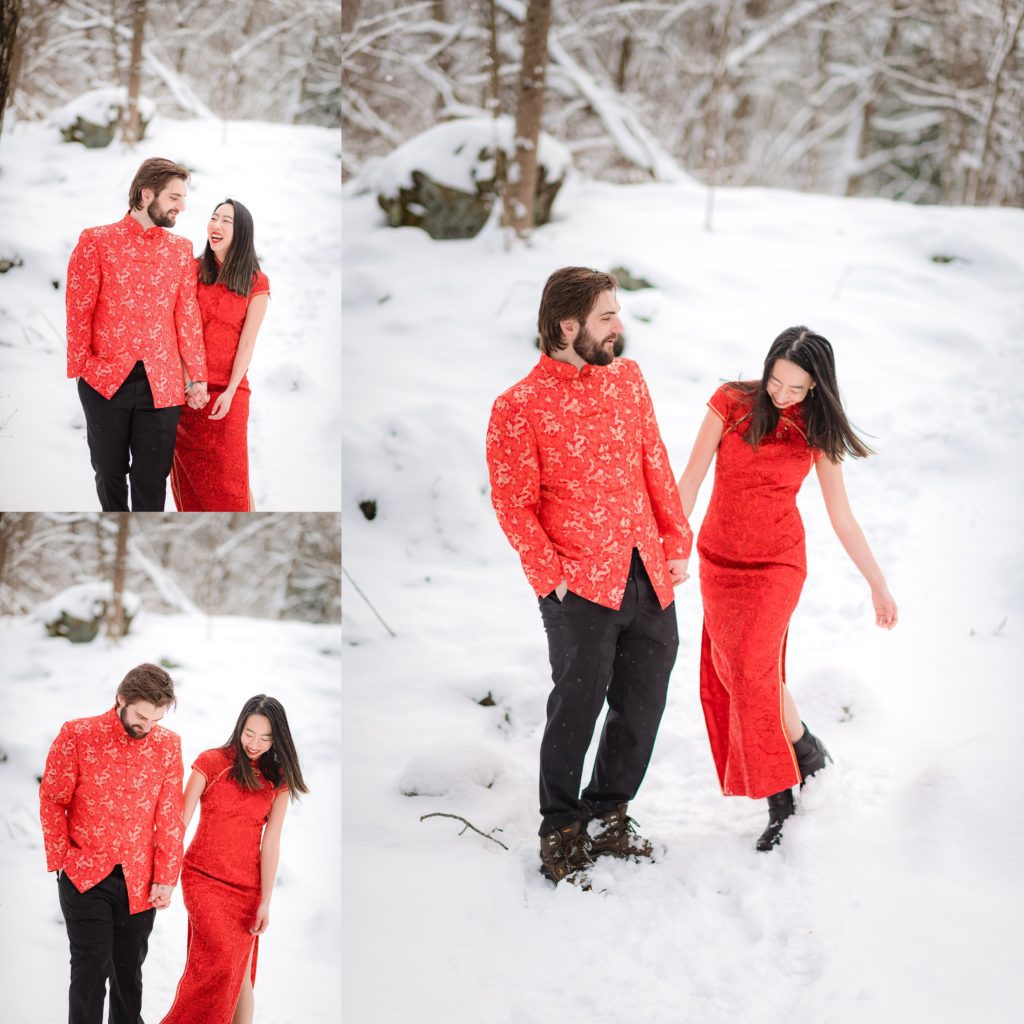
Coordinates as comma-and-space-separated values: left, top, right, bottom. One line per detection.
34, 582, 142, 643
51, 87, 156, 149
366, 116, 571, 239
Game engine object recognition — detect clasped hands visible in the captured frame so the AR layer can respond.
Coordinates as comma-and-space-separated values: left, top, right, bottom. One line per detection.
149, 882, 174, 910
554, 558, 690, 600
185, 380, 209, 410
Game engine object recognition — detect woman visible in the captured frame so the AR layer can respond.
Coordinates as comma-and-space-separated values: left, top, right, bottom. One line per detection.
676, 327, 897, 852
171, 199, 270, 511
159, 696, 308, 1024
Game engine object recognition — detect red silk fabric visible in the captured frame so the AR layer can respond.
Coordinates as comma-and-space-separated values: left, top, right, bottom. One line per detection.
487, 354, 691, 610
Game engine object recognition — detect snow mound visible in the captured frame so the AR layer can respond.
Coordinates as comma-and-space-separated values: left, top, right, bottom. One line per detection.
398, 743, 507, 797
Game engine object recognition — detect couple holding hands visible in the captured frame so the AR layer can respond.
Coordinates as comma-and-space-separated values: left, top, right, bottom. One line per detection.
40, 664, 307, 1023
486, 267, 898, 885
67, 158, 270, 512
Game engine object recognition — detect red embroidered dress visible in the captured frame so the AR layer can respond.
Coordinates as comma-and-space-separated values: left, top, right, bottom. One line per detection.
159, 747, 286, 1024
698, 384, 821, 799
487, 355, 691, 610
39, 707, 185, 914
66, 214, 206, 408
170, 267, 270, 511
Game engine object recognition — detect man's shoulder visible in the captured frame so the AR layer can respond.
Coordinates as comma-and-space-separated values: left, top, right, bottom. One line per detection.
151, 723, 181, 747
77, 220, 126, 244
58, 710, 110, 738
493, 361, 547, 411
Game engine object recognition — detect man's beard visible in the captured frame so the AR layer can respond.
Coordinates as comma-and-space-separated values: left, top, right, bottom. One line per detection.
573, 324, 616, 366
118, 705, 146, 741
147, 198, 176, 228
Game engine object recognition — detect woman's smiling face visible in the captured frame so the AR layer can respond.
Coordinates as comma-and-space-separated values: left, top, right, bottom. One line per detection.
208, 203, 235, 258
241, 713, 273, 759
766, 357, 814, 409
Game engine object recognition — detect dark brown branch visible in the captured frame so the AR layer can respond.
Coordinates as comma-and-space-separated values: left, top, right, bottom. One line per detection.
419, 812, 509, 850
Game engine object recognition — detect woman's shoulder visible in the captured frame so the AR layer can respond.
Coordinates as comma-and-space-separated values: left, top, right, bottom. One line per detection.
708, 380, 755, 422
192, 746, 233, 778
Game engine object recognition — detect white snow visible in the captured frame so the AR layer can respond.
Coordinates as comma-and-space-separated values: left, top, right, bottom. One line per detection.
0, 115, 340, 510
342, 173, 1024, 1022
49, 87, 157, 132
33, 580, 141, 625
0, 611, 341, 1022
358, 115, 572, 197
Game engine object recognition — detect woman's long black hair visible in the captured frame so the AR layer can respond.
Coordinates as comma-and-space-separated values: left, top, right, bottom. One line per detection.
727, 326, 873, 462
198, 198, 261, 297
224, 694, 309, 799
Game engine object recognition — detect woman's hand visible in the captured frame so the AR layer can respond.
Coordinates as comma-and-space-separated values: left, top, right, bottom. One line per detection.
208, 388, 235, 420
250, 902, 270, 935
872, 586, 898, 629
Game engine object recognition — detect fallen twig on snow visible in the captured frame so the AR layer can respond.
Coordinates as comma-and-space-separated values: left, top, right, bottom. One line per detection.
420, 812, 509, 850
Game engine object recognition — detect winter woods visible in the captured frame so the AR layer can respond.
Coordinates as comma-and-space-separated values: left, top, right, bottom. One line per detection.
0, 513, 342, 624
343, 0, 1024, 208
4, 0, 341, 128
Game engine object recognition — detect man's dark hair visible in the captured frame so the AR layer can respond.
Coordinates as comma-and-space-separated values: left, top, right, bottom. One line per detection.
537, 267, 618, 356
116, 663, 176, 708
128, 158, 191, 211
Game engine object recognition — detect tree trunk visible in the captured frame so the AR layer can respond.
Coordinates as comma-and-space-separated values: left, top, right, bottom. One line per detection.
122, 0, 146, 143
107, 512, 130, 639
342, 0, 360, 37
0, 0, 23, 136
506, 0, 552, 237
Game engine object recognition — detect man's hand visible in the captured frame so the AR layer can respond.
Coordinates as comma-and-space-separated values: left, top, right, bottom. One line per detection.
250, 901, 270, 935
186, 381, 209, 410
666, 559, 690, 586
149, 883, 173, 910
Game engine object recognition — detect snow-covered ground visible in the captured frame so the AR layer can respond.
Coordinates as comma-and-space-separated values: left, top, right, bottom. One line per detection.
0, 611, 341, 1023
0, 115, 340, 510
342, 169, 1024, 1022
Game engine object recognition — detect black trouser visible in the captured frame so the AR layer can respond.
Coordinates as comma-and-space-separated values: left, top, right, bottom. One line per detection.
78, 362, 182, 511
536, 548, 679, 835
58, 865, 155, 1024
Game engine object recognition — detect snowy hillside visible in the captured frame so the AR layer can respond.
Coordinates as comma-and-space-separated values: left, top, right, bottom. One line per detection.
0, 611, 341, 1023
0, 116, 340, 510
341, 173, 1024, 1022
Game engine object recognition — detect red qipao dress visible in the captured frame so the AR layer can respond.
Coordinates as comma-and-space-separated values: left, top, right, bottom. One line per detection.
159, 747, 286, 1024
170, 265, 270, 511
698, 383, 821, 799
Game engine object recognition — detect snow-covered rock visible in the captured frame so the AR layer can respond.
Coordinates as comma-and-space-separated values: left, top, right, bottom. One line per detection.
34, 581, 141, 642
364, 116, 572, 239
50, 86, 156, 148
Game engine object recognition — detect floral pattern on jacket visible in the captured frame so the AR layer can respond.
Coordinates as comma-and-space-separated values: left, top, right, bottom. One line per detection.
39, 706, 185, 914
486, 354, 692, 610
66, 213, 206, 408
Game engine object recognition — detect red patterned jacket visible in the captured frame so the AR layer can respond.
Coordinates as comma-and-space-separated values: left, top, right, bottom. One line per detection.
66, 213, 207, 409
487, 354, 692, 610
39, 706, 185, 914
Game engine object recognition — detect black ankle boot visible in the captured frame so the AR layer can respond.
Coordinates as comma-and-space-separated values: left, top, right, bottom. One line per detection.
756, 789, 795, 852
793, 722, 832, 785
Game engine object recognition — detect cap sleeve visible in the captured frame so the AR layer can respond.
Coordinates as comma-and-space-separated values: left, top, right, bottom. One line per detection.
191, 747, 228, 780
249, 270, 270, 302
707, 383, 739, 425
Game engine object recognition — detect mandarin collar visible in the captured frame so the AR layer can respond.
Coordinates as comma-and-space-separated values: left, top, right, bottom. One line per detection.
537, 352, 608, 380
121, 212, 165, 238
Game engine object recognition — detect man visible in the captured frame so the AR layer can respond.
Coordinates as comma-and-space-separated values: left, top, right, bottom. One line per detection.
40, 663, 185, 1024
67, 157, 209, 511
486, 267, 692, 886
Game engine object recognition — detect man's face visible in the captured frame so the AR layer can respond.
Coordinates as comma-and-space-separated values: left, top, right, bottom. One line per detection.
117, 699, 166, 740
145, 177, 188, 228
569, 290, 623, 367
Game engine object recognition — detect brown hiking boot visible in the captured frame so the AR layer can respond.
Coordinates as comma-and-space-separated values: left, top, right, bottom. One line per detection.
587, 803, 654, 860
539, 822, 593, 886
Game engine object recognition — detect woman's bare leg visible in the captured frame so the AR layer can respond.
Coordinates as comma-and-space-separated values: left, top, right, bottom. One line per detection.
231, 942, 256, 1024
782, 687, 804, 742
248, 487, 255, 512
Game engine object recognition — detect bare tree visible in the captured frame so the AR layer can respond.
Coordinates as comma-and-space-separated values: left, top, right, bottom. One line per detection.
506, 0, 551, 235
106, 512, 130, 638
121, 0, 146, 142
0, 0, 22, 136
